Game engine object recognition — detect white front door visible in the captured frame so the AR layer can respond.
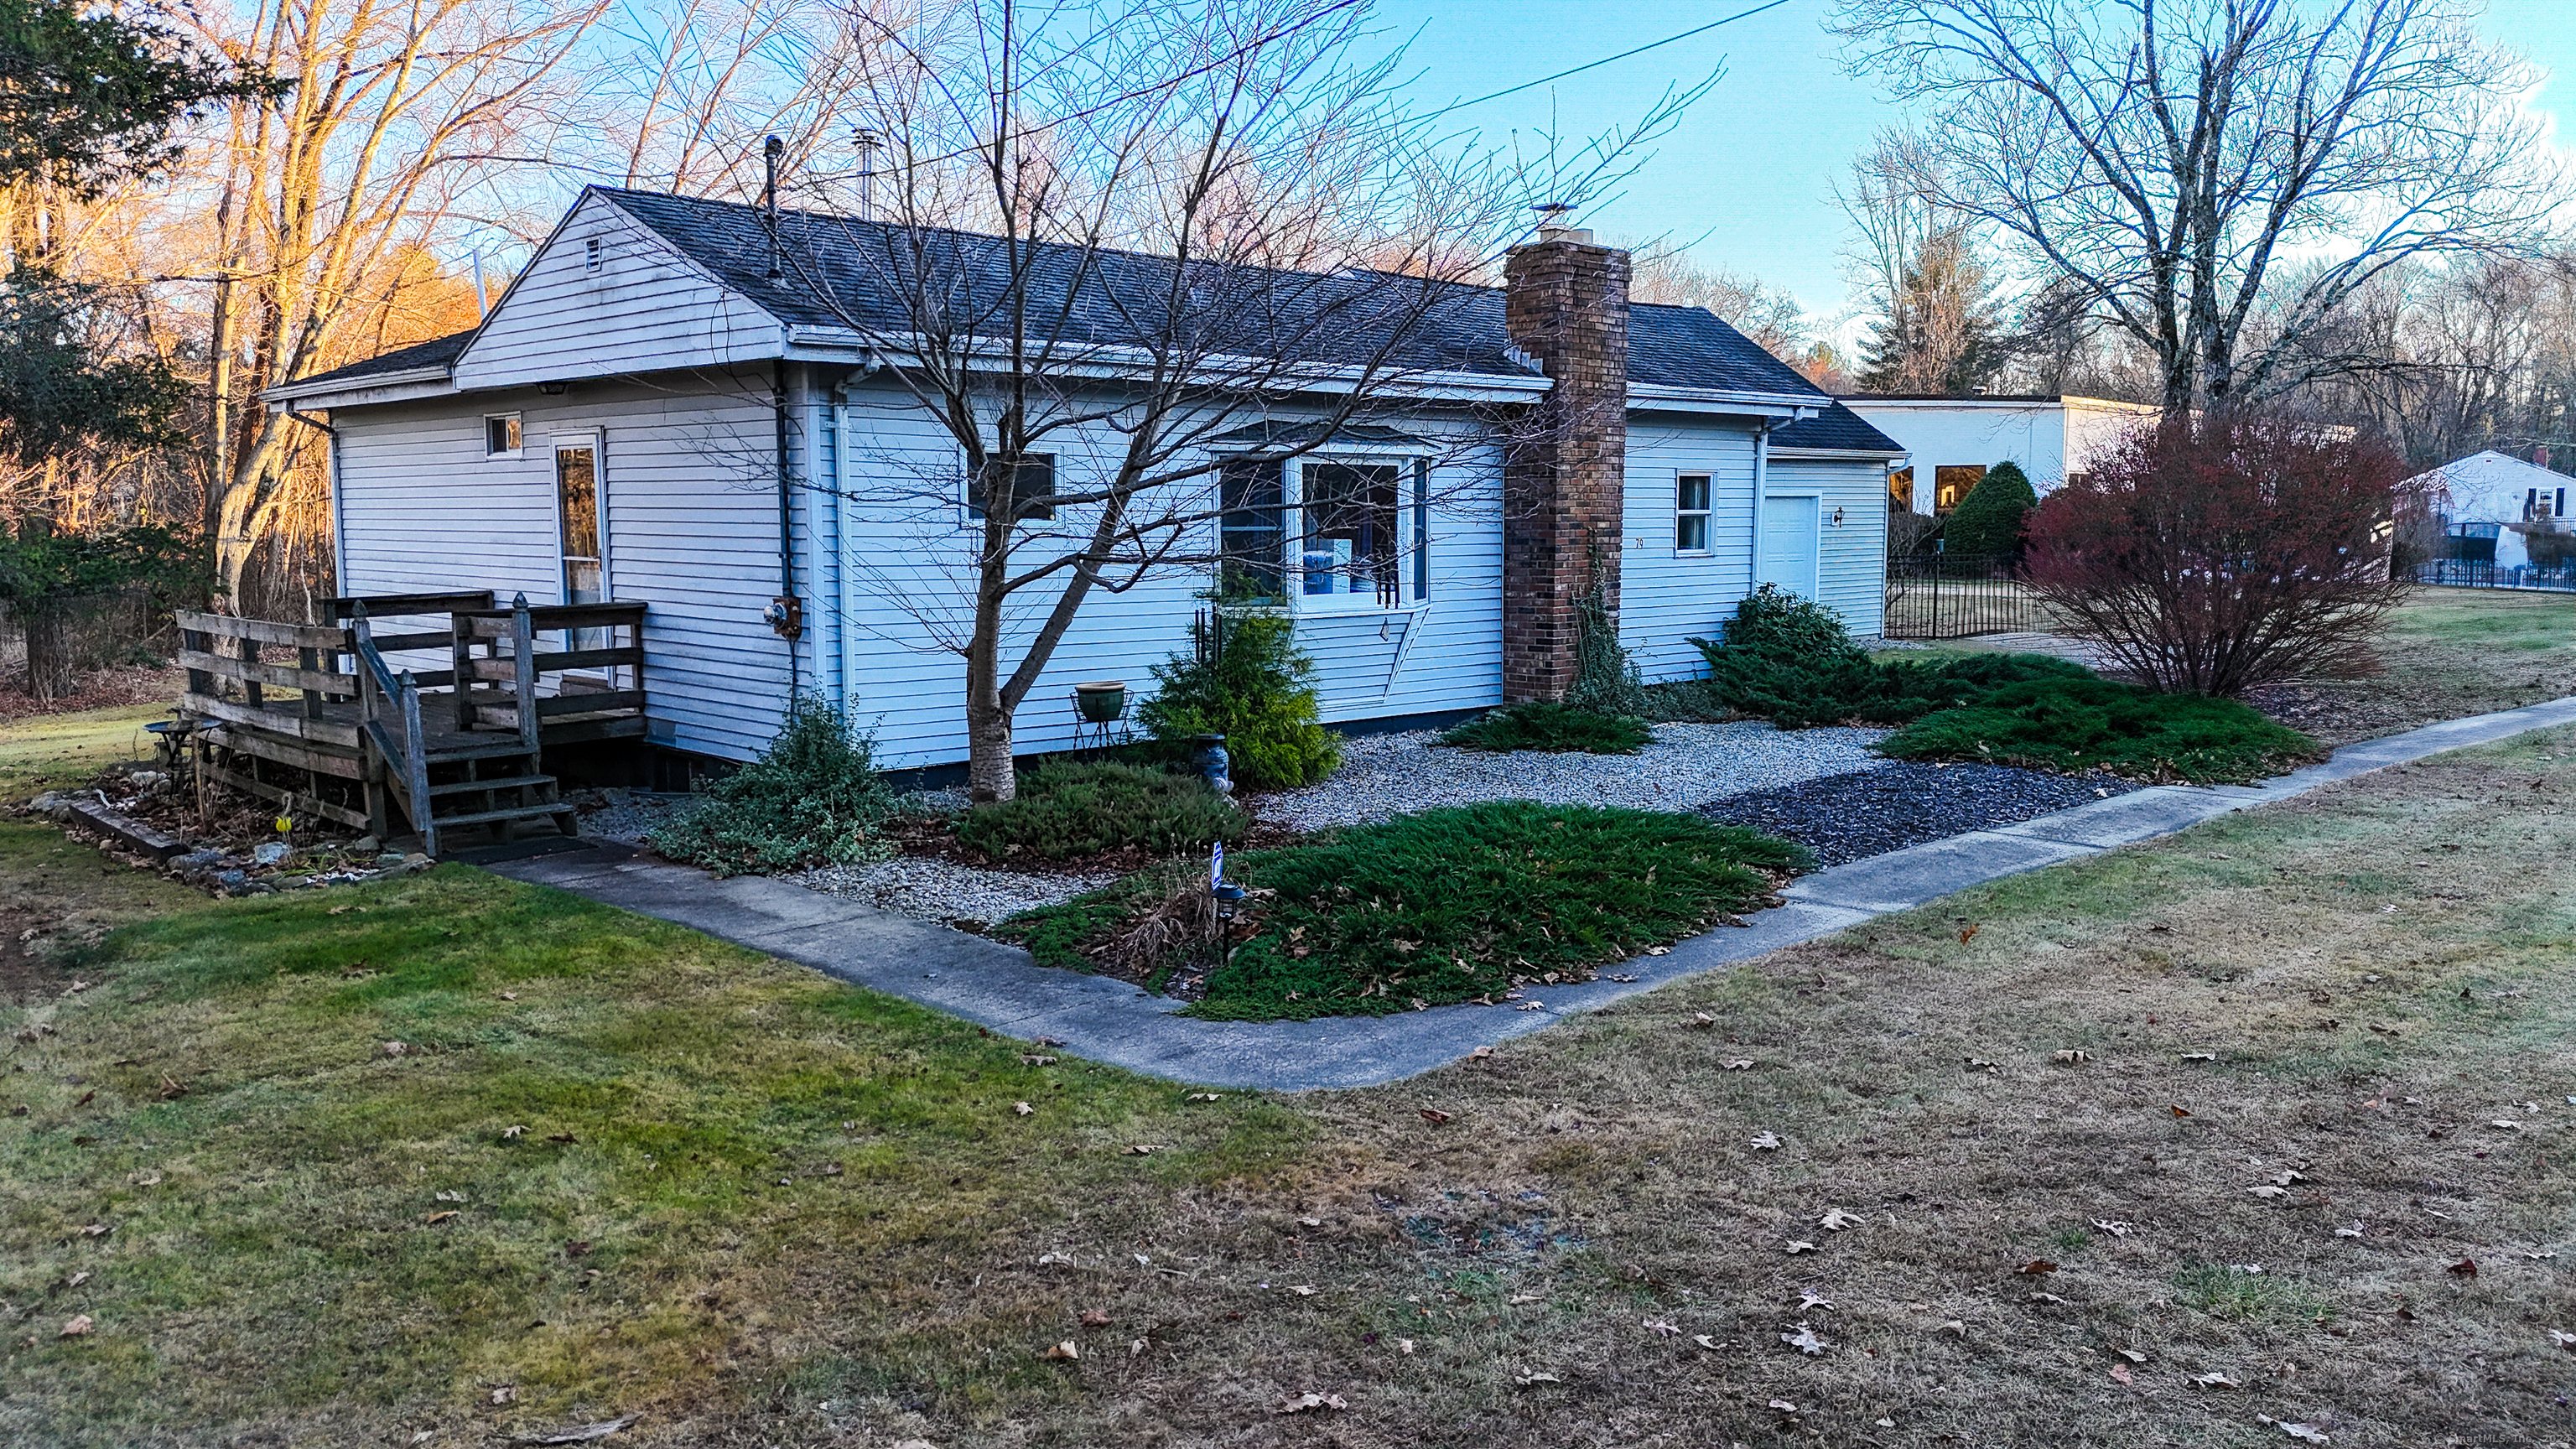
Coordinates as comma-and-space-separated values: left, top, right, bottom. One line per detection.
1758, 495, 1821, 600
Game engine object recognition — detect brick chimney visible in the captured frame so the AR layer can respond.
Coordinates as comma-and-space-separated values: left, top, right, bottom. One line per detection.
1500, 225, 1629, 704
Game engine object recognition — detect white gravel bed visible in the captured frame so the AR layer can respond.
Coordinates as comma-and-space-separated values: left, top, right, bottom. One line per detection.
1252, 720, 1894, 831
794, 854, 1116, 926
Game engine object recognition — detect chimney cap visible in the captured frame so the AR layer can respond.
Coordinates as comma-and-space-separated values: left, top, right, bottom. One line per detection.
1530, 202, 1590, 244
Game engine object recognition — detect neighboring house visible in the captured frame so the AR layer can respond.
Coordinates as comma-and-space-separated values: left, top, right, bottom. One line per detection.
2410, 449, 2574, 569
267, 186, 1900, 772
1839, 394, 2160, 516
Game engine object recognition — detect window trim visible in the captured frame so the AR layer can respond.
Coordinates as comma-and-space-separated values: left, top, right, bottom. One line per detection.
1215, 449, 1435, 613
483, 413, 522, 460
1674, 470, 1714, 555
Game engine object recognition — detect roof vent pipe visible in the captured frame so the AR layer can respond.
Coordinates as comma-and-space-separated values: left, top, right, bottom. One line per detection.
763, 134, 784, 280
854, 127, 881, 222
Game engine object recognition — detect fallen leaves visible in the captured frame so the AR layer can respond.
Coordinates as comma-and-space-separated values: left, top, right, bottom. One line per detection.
1419, 1108, 1452, 1126
2109, 1363, 2134, 1385
1818, 1208, 1863, 1231
1042, 1340, 1080, 1360
1784, 1240, 1817, 1255
2189, 1371, 2243, 1389
1012, 1101, 1033, 1116
59, 1315, 92, 1338
1278, 1391, 1347, 1414
1721, 1058, 1754, 1071
2050, 1049, 2093, 1066
1467, 1046, 1494, 1060
1958, 923, 1979, 944
2250, 1186, 2291, 1200
423, 1210, 458, 1225
501, 1124, 527, 1140
1119, 1145, 1165, 1156
1780, 1322, 1832, 1356
1641, 1318, 1680, 1337
2091, 1218, 2133, 1238
2549, 1329, 2576, 1353
1687, 1013, 1716, 1031
491, 1384, 518, 1404
1512, 1371, 1561, 1387
1078, 1309, 1110, 1327
1019, 1053, 1057, 1066
2447, 1258, 2477, 1278
2016, 1259, 2059, 1276
2261, 1417, 2331, 1443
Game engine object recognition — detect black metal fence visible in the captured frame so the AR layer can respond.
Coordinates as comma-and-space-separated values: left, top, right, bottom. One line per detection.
2413, 560, 2576, 593
1883, 553, 2055, 639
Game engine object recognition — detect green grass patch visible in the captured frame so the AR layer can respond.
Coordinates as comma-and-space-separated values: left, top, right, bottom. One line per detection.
2171, 1263, 2331, 1323
1000, 802, 1810, 1021
0, 865, 1306, 1445
1439, 702, 1651, 755
1878, 674, 2319, 783
954, 760, 1246, 861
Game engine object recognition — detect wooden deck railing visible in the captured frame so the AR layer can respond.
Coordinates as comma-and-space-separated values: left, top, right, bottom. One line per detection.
174, 610, 371, 827
177, 590, 647, 851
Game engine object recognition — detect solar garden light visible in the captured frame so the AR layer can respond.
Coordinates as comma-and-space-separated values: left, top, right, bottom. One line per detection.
1209, 840, 1247, 922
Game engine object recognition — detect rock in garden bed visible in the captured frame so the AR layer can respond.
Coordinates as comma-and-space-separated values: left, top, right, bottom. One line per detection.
1696, 761, 2143, 868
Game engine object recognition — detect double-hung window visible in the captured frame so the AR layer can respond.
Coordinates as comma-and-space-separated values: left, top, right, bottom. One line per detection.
1675, 473, 1712, 552
1218, 456, 1431, 609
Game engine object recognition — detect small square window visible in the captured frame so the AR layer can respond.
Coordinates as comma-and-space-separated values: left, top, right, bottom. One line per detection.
484, 413, 522, 456
1675, 473, 1712, 552
964, 454, 1056, 524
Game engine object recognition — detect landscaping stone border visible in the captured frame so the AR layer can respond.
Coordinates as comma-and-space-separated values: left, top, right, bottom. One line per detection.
481, 695, 2576, 1092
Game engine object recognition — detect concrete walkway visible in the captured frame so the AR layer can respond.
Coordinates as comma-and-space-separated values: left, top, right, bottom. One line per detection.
484, 695, 2576, 1091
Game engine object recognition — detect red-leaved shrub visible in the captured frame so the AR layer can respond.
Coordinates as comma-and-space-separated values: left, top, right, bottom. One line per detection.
2024, 415, 2409, 696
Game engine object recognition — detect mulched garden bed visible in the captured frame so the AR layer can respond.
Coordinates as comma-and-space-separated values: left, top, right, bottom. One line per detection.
1696, 760, 2143, 868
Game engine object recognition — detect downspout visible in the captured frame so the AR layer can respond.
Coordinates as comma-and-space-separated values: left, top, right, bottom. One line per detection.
1747, 418, 1773, 600
287, 407, 344, 611
771, 357, 801, 695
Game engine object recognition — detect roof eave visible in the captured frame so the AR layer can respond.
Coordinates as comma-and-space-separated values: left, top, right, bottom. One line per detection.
262, 367, 459, 409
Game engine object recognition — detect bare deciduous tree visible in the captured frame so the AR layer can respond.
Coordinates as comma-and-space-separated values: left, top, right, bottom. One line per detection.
1836, 0, 2565, 412
190, 0, 607, 600
1626, 242, 1808, 362
778, 0, 1705, 800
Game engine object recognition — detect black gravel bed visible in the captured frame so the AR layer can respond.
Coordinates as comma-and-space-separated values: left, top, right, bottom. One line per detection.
1696, 761, 2146, 869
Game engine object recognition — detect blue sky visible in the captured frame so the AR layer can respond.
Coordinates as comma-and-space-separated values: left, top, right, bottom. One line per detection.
1375, 0, 2576, 328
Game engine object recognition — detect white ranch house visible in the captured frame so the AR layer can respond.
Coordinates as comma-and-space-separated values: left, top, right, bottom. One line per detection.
267, 187, 1900, 776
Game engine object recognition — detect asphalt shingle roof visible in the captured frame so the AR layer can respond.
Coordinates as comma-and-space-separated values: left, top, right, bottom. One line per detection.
290, 330, 474, 390
296, 188, 1831, 401
1772, 401, 1904, 455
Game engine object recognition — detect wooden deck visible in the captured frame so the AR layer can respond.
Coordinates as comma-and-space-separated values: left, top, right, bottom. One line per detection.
176, 593, 650, 853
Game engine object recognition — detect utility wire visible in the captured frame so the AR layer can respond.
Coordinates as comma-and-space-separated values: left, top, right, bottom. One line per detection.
1415, 0, 1794, 121
808, 0, 1792, 182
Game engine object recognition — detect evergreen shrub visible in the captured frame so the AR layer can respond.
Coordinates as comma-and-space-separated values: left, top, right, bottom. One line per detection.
1943, 460, 2038, 557
955, 761, 1246, 861
1137, 610, 1338, 790
647, 696, 896, 876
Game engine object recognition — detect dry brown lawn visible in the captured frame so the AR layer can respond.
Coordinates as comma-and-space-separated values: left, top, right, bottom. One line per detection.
683, 728, 2576, 1448
7, 710, 2576, 1448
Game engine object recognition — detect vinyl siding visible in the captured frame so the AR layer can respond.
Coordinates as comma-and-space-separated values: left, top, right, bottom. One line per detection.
331, 369, 792, 762
822, 382, 1509, 768
453, 192, 784, 392
1617, 413, 1759, 682
1767, 454, 1889, 637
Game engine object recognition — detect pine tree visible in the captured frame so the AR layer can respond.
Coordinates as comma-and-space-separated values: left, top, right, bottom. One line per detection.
1858, 228, 2003, 395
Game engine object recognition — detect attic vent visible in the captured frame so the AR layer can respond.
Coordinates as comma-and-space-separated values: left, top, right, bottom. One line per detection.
584, 237, 603, 274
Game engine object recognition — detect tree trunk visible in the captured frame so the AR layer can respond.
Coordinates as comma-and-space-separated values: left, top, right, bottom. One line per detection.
963, 591, 1015, 803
